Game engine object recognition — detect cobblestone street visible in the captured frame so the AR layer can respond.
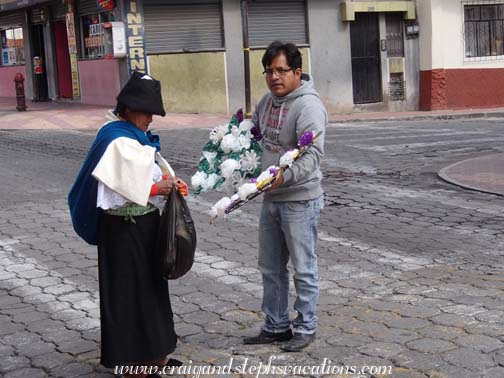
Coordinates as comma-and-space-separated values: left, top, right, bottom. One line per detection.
1, 117, 504, 377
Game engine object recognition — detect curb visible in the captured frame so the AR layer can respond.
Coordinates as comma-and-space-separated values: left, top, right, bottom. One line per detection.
438, 155, 504, 197
329, 111, 504, 124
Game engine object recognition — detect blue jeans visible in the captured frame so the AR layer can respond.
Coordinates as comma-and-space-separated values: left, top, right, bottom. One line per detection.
258, 195, 324, 335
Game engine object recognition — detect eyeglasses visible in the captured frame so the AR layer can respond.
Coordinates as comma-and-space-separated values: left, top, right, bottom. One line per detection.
262, 67, 294, 77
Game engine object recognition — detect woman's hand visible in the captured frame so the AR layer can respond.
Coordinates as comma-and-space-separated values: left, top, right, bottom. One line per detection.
175, 178, 189, 196
155, 176, 178, 195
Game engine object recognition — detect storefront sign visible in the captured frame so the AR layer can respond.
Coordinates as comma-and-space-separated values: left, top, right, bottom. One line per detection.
85, 23, 104, 48
1, 48, 15, 65
97, 0, 115, 12
85, 35, 104, 48
124, 0, 146, 75
66, 12, 80, 98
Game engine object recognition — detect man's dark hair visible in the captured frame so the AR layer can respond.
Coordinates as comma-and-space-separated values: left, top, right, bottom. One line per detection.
262, 41, 302, 70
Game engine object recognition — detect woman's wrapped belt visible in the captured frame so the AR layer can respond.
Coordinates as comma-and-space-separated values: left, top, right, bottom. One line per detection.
105, 203, 157, 224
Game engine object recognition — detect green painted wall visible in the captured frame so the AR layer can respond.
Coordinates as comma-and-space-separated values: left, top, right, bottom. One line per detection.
148, 52, 228, 114
250, 47, 311, 107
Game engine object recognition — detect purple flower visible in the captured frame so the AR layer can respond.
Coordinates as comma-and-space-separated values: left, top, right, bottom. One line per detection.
250, 178, 257, 183
298, 131, 315, 147
236, 108, 244, 123
250, 125, 262, 141
269, 167, 279, 176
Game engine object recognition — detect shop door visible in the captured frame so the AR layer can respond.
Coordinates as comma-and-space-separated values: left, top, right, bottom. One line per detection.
54, 21, 72, 98
350, 12, 382, 104
31, 24, 49, 101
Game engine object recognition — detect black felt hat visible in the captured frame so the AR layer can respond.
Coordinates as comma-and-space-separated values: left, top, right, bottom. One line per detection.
116, 71, 166, 116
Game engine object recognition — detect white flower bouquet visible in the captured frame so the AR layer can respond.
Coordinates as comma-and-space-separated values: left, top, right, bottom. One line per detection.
191, 109, 263, 195
210, 130, 321, 220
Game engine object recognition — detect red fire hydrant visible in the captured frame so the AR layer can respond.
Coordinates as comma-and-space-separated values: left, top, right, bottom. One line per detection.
14, 73, 27, 111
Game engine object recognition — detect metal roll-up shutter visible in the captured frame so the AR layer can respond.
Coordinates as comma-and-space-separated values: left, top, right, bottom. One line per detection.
0, 11, 24, 29
31, 8, 45, 24
248, 0, 308, 48
77, 0, 100, 15
51, 2, 68, 21
143, 1, 224, 53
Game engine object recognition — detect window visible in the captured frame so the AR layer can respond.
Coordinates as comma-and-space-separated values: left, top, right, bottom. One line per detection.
1, 27, 24, 65
386, 13, 404, 58
79, 12, 114, 59
143, 1, 224, 54
464, 2, 504, 60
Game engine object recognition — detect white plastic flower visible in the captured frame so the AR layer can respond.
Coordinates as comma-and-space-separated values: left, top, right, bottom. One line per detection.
230, 125, 240, 137
210, 197, 231, 218
240, 150, 260, 173
239, 119, 254, 133
279, 149, 300, 168
191, 171, 207, 189
209, 124, 228, 143
238, 183, 258, 200
238, 134, 251, 150
220, 179, 235, 196
220, 159, 241, 178
201, 173, 221, 191
256, 165, 279, 183
221, 133, 241, 153
203, 151, 218, 165
229, 171, 247, 192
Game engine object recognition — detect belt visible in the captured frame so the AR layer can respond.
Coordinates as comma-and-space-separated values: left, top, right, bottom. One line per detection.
105, 203, 157, 223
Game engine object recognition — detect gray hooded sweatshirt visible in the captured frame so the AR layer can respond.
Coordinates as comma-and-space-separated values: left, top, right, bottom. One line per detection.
252, 73, 327, 202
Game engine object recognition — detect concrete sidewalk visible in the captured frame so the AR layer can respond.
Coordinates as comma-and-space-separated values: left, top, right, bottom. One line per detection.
439, 153, 504, 197
3, 96, 504, 130
0, 97, 231, 130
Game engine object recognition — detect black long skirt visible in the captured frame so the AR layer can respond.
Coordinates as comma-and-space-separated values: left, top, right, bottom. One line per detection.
97, 211, 177, 368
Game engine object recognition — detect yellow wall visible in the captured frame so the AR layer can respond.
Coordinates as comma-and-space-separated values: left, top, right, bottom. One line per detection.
148, 52, 228, 113
250, 47, 311, 106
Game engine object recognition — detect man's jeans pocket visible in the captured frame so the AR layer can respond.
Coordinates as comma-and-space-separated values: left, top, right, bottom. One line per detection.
286, 200, 310, 212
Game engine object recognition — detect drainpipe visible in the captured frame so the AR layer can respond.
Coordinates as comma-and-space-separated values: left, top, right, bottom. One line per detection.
240, 0, 251, 118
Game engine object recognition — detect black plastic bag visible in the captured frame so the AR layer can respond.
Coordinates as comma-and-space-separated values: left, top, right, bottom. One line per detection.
157, 188, 197, 280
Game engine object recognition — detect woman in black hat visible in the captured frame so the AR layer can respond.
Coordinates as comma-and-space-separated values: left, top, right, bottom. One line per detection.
69, 72, 184, 377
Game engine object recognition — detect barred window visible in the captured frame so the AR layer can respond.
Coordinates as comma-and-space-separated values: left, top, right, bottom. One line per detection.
386, 13, 404, 58
464, 3, 504, 60
0, 28, 24, 66
79, 12, 114, 59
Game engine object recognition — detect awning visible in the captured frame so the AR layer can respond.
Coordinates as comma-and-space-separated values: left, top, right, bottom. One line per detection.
0, 0, 49, 12
341, 1, 416, 21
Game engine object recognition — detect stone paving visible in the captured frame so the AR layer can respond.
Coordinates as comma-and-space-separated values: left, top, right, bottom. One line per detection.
1, 118, 504, 377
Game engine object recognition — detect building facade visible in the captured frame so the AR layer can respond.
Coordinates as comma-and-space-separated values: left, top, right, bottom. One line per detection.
0, 0, 420, 114
0, 0, 122, 105
418, 0, 504, 110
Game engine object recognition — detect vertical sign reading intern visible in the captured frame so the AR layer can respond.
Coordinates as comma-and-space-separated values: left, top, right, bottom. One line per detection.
66, 10, 80, 98
124, 0, 146, 75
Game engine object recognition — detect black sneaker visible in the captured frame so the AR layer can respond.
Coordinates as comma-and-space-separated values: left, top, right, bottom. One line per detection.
243, 329, 293, 345
280, 332, 315, 352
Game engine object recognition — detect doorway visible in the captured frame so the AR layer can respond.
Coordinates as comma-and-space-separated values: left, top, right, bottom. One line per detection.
350, 12, 382, 104
53, 21, 72, 98
31, 24, 49, 101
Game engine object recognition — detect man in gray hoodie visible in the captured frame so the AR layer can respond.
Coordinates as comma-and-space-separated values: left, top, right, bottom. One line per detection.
243, 41, 326, 352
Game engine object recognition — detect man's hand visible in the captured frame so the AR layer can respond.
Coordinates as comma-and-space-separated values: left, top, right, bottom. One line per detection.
265, 173, 284, 192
